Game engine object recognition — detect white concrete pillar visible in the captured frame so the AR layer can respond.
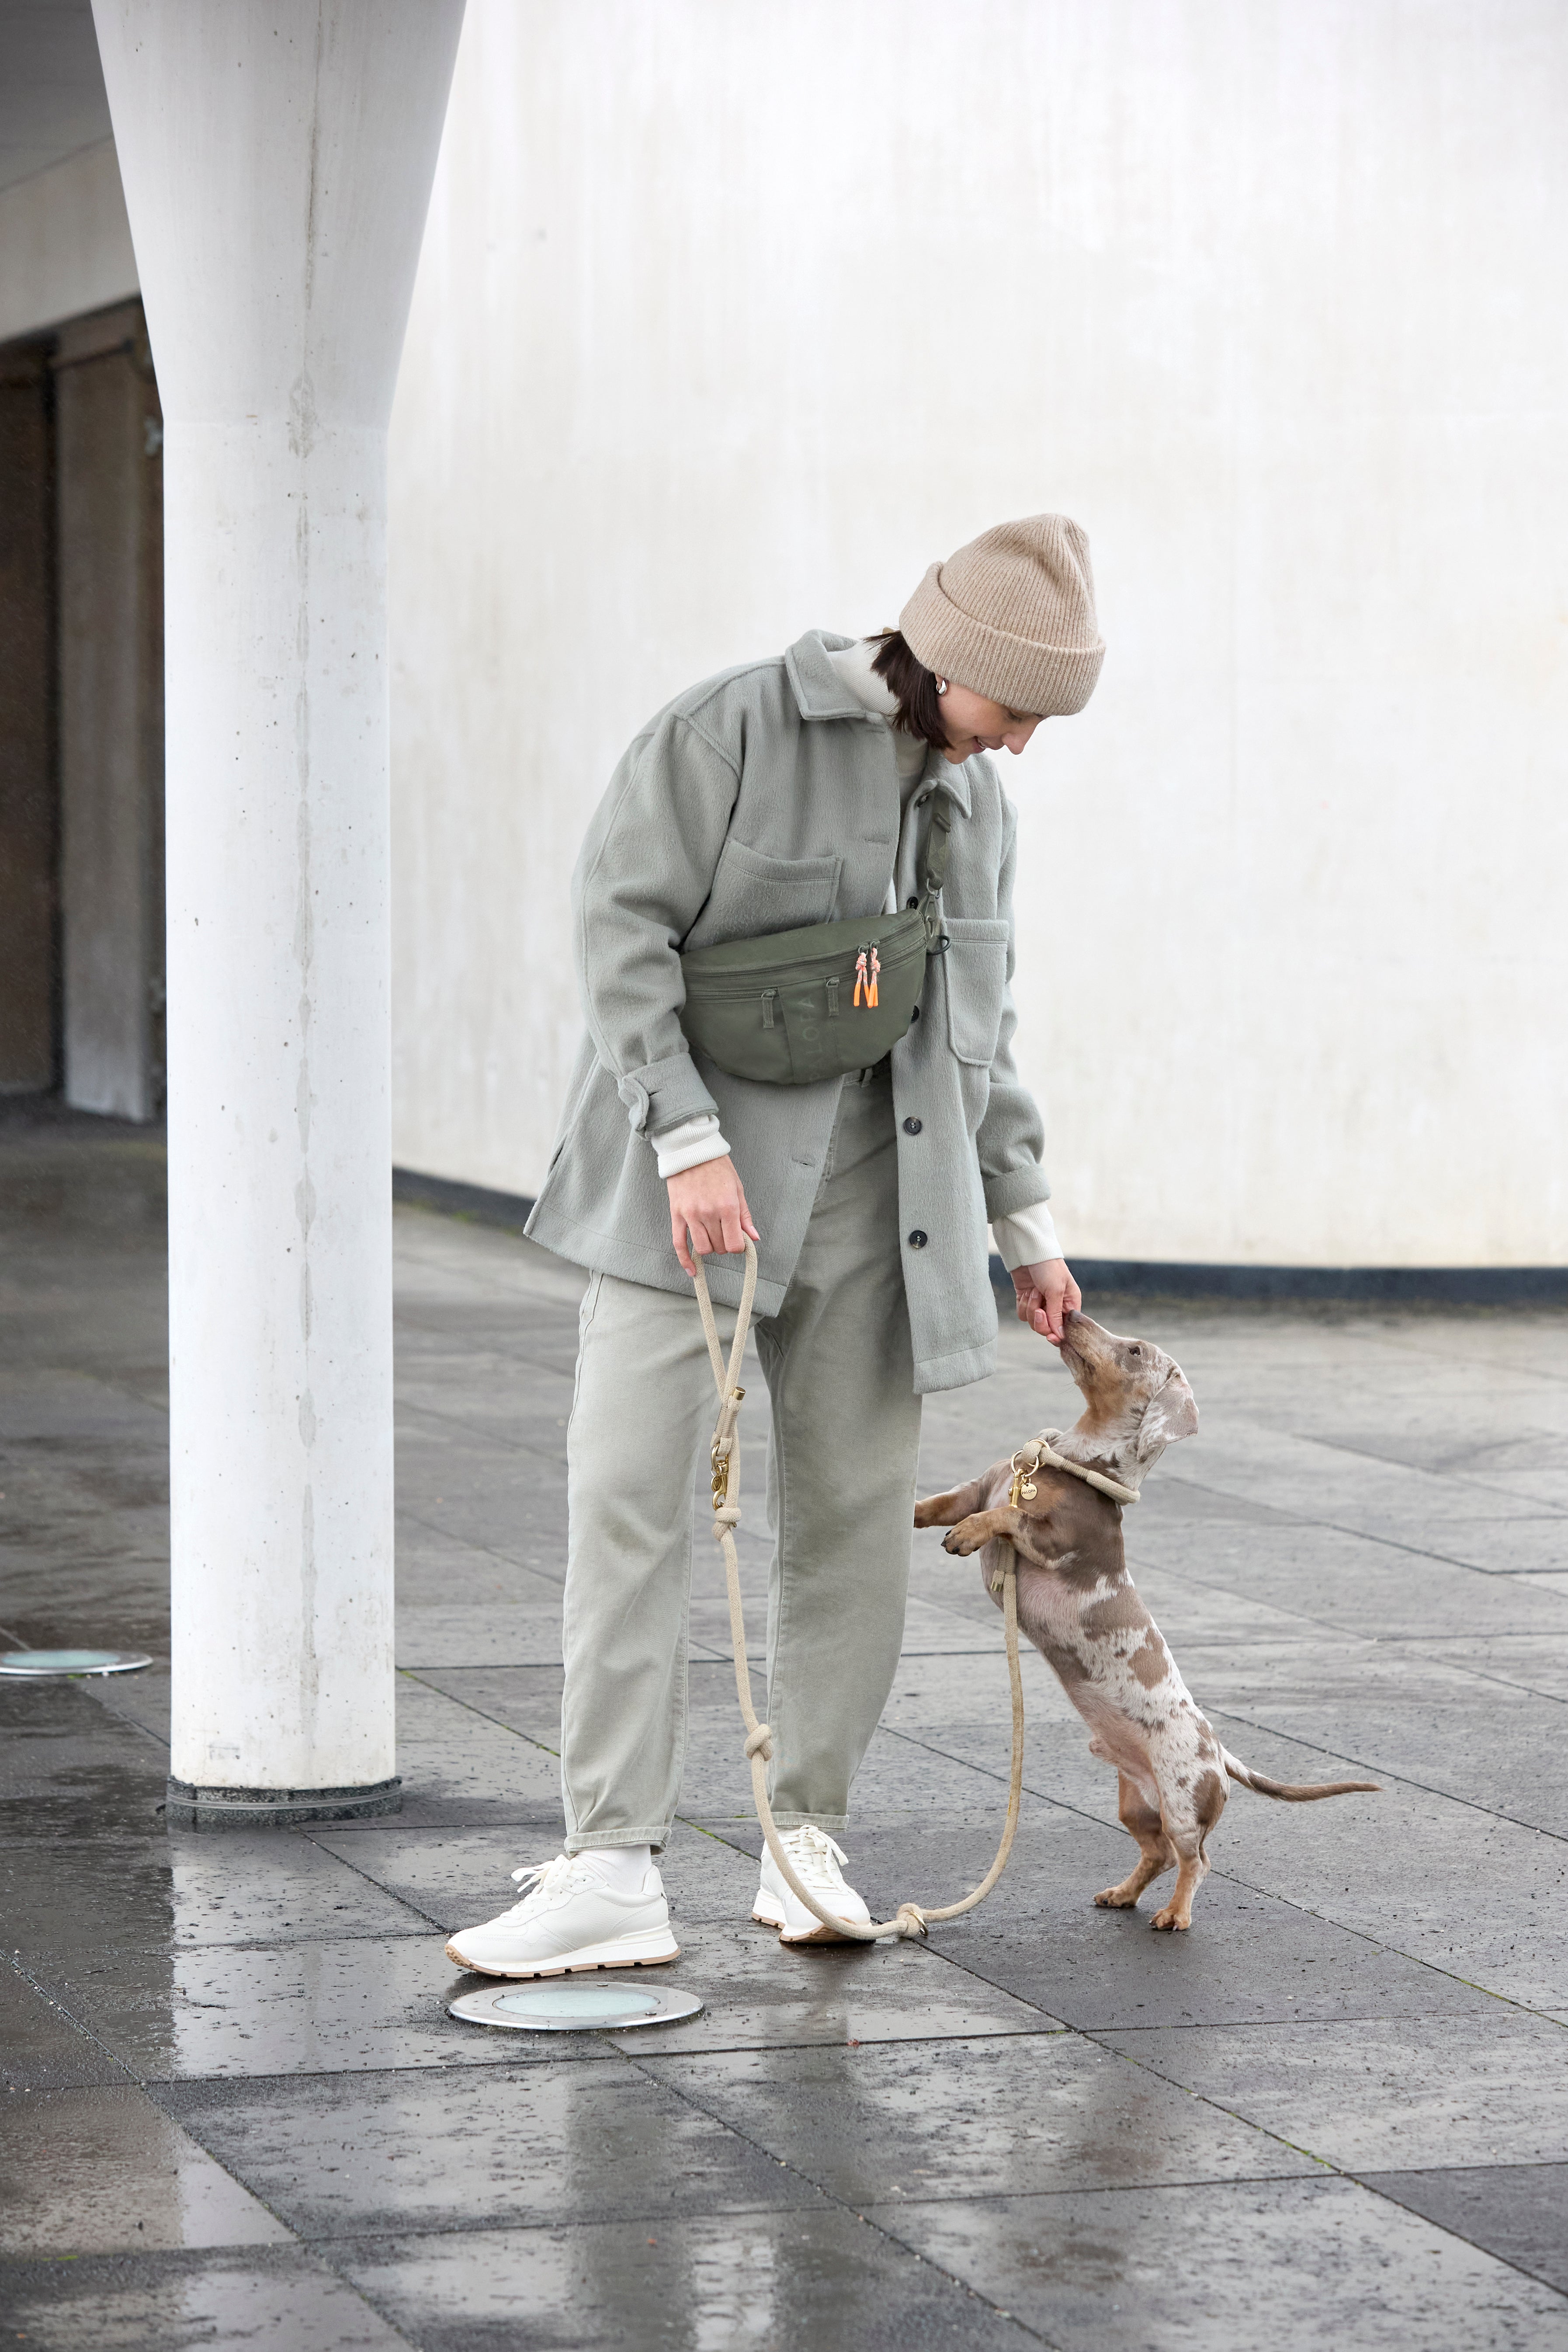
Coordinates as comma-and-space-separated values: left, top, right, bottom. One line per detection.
92, 1, 465, 1824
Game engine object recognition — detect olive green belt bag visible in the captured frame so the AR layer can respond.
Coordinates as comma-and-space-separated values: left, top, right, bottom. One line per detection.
678, 800, 952, 1086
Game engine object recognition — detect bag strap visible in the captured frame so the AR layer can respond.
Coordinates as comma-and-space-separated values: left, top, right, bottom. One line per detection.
917, 791, 954, 940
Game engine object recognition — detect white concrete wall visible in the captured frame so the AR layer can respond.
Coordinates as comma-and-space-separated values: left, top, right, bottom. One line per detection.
388, 0, 1568, 1269
0, 142, 138, 344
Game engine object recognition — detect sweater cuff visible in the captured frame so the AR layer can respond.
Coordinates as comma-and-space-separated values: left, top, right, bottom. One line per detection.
991, 1202, 1062, 1271
615, 1052, 719, 1136
654, 1113, 732, 1179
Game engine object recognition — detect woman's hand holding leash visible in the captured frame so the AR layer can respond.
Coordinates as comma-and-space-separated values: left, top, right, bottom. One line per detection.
1012, 1256, 1081, 1346
667, 1156, 761, 1276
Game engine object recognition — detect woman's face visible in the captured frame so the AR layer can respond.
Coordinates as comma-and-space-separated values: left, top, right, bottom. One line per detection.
937, 680, 1042, 763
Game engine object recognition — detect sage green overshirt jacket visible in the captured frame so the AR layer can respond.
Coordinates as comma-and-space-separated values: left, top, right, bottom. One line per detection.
524, 630, 1051, 1393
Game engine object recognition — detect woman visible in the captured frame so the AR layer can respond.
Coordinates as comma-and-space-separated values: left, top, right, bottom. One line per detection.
447, 514, 1103, 1974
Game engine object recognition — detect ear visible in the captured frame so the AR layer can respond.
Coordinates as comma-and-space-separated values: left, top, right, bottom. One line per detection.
1136, 1370, 1199, 1460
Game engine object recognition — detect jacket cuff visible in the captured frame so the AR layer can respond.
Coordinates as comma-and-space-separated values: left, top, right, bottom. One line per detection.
616, 1053, 720, 1136
982, 1166, 1052, 1222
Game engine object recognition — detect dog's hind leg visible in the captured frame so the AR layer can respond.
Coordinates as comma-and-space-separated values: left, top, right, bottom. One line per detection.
1150, 1766, 1226, 1932
1095, 1774, 1176, 1910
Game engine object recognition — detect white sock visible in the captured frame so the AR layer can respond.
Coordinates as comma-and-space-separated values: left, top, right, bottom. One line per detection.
580, 1843, 655, 1894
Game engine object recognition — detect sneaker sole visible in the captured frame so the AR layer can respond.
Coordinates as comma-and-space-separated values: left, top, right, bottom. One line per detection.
444, 1929, 680, 1979
751, 1899, 863, 1946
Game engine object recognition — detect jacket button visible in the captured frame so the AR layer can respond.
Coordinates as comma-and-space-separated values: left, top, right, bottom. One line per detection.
910, 1004, 920, 1021
908, 1229, 928, 1249
906, 896, 919, 909
903, 1117, 922, 1134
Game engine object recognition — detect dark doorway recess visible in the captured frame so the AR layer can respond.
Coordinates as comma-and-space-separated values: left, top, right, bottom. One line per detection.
0, 298, 165, 1121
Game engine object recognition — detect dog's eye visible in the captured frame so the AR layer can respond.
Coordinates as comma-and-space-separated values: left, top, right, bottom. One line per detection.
1127, 1344, 1141, 1357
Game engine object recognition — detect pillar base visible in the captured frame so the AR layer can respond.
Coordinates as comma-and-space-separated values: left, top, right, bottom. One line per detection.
165, 1774, 402, 1830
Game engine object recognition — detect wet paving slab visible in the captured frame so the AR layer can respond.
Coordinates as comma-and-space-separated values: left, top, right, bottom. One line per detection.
39, 1932, 623, 2081
0, 1957, 128, 2091
1359, 2161, 1568, 2296
1094, 2012, 1568, 2172
872, 2175, 1568, 2351
0, 1682, 170, 1839
909, 1880, 1499, 2033
6, 1128, 1568, 2347
0, 2245, 409, 2352
636, 2031, 1317, 2204
158, 2059, 828, 2238
0, 2082, 291, 2255
0, 1829, 436, 1959
329, 2210, 1039, 2350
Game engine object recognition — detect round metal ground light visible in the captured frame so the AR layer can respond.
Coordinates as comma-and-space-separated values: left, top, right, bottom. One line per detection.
449, 1979, 704, 2033
0, 1649, 153, 1678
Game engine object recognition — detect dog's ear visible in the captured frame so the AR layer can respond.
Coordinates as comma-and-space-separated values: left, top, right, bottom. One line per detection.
1136, 1369, 1199, 1460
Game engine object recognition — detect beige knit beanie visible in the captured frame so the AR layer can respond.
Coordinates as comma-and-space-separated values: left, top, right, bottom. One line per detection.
898, 514, 1104, 716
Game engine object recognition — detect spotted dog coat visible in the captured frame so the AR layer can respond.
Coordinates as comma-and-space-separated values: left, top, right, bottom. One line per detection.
914, 1311, 1378, 1930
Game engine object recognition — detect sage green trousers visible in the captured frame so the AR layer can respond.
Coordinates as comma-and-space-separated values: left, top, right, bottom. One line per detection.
559, 1063, 923, 1851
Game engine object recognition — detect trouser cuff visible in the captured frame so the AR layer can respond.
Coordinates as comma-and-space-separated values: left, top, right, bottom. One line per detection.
564, 1826, 673, 1856
767, 1811, 850, 1833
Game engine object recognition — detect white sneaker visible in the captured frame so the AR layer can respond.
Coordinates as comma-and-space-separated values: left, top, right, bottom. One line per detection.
445, 1853, 680, 1978
752, 1825, 873, 1945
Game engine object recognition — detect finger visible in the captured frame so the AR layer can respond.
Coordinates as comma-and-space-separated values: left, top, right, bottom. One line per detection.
687, 1214, 715, 1259
673, 1219, 695, 1278
719, 1205, 746, 1256
1065, 1277, 1082, 1314
732, 1181, 762, 1245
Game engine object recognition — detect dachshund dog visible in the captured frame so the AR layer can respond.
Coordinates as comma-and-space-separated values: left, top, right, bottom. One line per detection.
915, 1311, 1378, 1929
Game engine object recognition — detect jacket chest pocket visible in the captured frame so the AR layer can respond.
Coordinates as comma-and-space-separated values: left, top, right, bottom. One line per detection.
938, 916, 1011, 1066
696, 838, 843, 943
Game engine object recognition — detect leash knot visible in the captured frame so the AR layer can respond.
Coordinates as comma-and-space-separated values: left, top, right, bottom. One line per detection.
895, 1903, 930, 1939
744, 1723, 774, 1761
711, 1505, 741, 1534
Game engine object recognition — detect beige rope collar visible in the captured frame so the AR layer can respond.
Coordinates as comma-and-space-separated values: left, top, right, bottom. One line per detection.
691, 1241, 1026, 1946
1016, 1431, 1140, 1508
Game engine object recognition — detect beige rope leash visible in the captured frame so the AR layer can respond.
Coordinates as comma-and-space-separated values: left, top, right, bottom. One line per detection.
690, 1239, 1027, 1944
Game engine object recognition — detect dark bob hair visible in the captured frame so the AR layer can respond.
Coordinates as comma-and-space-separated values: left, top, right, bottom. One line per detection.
869, 630, 948, 752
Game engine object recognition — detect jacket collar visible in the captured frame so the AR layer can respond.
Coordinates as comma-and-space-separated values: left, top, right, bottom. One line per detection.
785, 629, 865, 720
785, 629, 975, 819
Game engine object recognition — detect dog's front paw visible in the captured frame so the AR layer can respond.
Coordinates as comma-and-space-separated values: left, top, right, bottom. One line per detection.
1150, 1905, 1191, 1932
1094, 1885, 1141, 1909
942, 1518, 987, 1557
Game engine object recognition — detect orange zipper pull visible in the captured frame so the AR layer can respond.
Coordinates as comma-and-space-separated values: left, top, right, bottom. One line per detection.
853, 949, 868, 1007
867, 946, 881, 1008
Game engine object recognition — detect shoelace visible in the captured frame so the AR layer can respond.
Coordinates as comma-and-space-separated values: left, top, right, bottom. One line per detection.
505, 1854, 594, 1915
780, 1825, 850, 1891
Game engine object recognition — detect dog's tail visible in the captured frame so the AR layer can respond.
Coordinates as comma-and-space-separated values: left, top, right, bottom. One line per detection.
1221, 1746, 1380, 1802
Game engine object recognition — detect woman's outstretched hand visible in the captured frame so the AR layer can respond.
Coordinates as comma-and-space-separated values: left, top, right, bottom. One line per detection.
667, 1156, 761, 1277
1011, 1256, 1082, 1346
